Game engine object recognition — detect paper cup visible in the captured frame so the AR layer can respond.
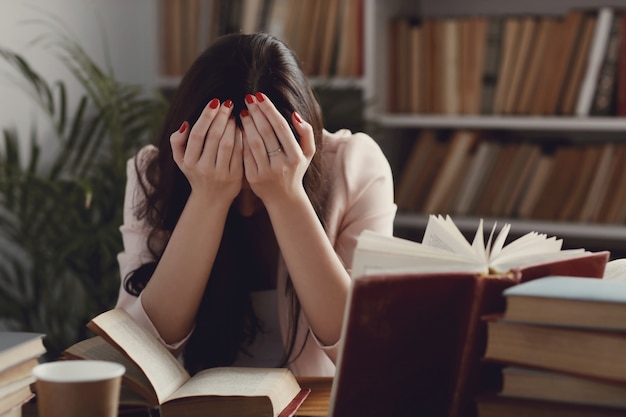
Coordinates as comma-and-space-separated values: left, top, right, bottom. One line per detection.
33, 360, 125, 417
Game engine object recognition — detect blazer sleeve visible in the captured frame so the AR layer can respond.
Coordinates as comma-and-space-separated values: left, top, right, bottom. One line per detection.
309, 131, 396, 353
326, 131, 397, 274
114, 145, 190, 351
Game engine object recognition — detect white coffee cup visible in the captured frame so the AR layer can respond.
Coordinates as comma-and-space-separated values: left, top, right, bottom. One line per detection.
33, 360, 125, 417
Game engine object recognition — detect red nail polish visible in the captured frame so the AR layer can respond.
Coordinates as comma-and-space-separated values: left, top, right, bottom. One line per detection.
240, 109, 249, 117
293, 112, 303, 123
178, 121, 188, 133
209, 98, 219, 109
255, 92, 265, 102
224, 99, 233, 108
245, 94, 255, 104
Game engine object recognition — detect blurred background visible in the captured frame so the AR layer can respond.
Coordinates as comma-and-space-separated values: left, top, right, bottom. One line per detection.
0, 0, 178, 359
0, 1, 158, 157
0, 0, 368, 359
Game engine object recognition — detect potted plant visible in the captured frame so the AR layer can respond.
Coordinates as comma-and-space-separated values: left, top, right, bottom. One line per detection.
0, 23, 167, 359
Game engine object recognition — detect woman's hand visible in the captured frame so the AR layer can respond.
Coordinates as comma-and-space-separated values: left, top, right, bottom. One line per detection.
170, 99, 243, 207
240, 92, 315, 204
241, 93, 351, 352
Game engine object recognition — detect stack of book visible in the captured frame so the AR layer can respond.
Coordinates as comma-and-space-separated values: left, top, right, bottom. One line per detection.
0, 332, 46, 417
480, 276, 626, 416
349, 215, 608, 417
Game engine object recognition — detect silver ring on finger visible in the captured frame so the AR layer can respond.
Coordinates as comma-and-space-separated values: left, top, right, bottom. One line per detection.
267, 146, 283, 157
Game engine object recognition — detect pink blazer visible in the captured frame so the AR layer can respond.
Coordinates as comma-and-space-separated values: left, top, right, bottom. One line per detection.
115, 129, 397, 376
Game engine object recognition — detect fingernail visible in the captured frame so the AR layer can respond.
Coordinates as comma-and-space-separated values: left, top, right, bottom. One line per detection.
209, 98, 220, 109
240, 109, 249, 117
255, 92, 265, 102
224, 99, 233, 108
245, 94, 255, 104
178, 121, 188, 133
293, 112, 303, 123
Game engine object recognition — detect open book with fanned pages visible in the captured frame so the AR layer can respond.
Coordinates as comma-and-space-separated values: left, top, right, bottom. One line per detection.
63, 308, 309, 417
329, 215, 609, 417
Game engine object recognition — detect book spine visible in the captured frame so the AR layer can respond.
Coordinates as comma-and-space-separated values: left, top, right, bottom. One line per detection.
590, 14, 622, 115
448, 273, 520, 417
618, 13, 626, 115
575, 7, 614, 116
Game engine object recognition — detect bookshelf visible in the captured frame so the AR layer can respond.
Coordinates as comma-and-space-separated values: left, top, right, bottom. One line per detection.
363, 0, 626, 259
155, 0, 368, 131
153, 0, 626, 258
373, 115, 626, 131
156, 0, 365, 83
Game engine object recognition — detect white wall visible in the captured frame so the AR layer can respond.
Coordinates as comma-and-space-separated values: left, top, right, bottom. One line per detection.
0, 0, 159, 159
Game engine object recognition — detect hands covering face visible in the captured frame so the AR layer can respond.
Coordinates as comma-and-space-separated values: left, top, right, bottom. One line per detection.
170, 93, 316, 206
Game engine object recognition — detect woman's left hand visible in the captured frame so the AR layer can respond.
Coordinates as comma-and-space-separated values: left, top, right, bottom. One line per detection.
240, 92, 315, 203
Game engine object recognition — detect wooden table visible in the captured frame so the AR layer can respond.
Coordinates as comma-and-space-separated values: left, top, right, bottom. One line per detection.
296, 377, 333, 417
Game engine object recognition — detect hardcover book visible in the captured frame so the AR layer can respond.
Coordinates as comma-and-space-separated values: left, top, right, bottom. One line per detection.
63, 308, 309, 417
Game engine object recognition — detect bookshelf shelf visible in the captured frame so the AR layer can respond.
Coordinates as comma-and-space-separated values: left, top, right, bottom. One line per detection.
369, 0, 626, 257
372, 114, 626, 131
153, 0, 626, 257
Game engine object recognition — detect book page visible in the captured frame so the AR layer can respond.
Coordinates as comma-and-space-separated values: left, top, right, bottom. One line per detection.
356, 230, 435, 253
351, 249, 485, 279
422, 215, 479, 258
89, 308, 190, 404
64, 336, 157, 405
355, 230, 469, 258
470, 219, 486, 260
488, 223, 511, 260
505, 234, 560, 253
493, 235, 565, 265
602, 258, 626, 281
490, 248, 587, 274
484, 221, 497, 257
167, 367, 301, 413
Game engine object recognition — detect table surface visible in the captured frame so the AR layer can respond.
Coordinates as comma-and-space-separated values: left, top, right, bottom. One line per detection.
22, 377, 333, 417
294, 377, 333, 417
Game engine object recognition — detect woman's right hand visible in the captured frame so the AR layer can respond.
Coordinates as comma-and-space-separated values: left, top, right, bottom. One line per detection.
170, 99, 243, 206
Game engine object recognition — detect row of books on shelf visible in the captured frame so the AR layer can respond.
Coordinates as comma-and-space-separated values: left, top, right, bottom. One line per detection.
160, 0, 363, 78
395, 129, 626, 224
388, 6, 626, 116
478, 275, 626, 416
0, 332, 45, 417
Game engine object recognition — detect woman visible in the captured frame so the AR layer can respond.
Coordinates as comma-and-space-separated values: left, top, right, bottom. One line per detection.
115, 33, 396, 377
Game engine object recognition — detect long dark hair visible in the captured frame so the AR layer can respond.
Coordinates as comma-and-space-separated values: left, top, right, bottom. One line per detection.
123, 33, 327, 374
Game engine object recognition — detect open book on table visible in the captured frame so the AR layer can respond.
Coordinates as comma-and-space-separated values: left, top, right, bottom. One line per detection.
63, 308, 308, 417
332, 215, 609, 417
352, 214, 605, 278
